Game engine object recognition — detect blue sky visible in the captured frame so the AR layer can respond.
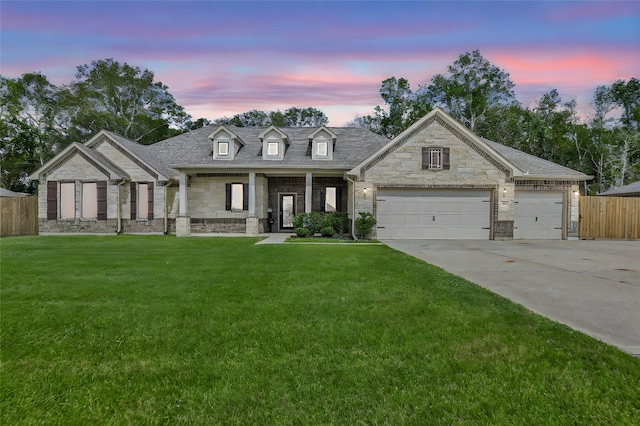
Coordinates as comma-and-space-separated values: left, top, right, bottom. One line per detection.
1, 1, 638, 125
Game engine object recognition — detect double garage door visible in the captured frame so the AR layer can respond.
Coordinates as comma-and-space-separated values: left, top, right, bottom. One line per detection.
376, 189, 565, 240
376, 189, 491, 239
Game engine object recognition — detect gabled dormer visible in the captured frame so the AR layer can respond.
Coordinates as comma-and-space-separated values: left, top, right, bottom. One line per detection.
259, 126, 289, 160
209, 126, 244, 160
309, 126, 337, 160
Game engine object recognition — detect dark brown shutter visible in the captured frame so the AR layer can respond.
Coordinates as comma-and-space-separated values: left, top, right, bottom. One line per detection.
47, 181, 57, 220
443, 147, 450, 170
225, 183, 231, 210
97, 181, 107, 220
147, 182, 154, 220
242, 183, 248, 211
130, 182, 137, 220
422, 147, 429, 170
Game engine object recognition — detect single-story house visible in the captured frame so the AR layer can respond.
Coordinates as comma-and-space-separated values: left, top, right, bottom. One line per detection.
30, 108, 591, 239
598, 181, 640, 197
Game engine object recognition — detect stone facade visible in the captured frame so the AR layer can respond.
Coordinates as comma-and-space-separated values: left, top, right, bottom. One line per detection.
36, 138, 167, 234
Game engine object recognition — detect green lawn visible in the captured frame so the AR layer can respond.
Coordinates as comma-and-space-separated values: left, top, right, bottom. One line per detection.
1, 236, 638, 424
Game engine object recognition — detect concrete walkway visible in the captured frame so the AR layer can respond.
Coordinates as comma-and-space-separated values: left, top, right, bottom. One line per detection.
381, 239, 640, 356
254, 233, 292, 244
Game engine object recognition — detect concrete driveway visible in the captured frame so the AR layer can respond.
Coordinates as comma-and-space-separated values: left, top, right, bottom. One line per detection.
381, 239, 640, 356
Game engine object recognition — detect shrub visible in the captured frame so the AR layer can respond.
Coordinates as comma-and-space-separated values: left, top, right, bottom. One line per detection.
330, 211, 350, 235
355, 211, 376, 239
295, 227, 312, 238
306, 212, 322, 234
320, 226, 335, 238
292, 213, 305, 230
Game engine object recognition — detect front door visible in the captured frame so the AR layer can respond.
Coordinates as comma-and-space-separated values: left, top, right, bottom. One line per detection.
279, 194, 296, 230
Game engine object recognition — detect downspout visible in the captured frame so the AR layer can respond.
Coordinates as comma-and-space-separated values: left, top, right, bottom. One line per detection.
345, 173, 358, 241
116, 179, 126, 234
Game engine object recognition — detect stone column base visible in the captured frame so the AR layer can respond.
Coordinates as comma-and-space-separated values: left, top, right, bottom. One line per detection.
246, 217, 259, 236
176, 216, 191, 237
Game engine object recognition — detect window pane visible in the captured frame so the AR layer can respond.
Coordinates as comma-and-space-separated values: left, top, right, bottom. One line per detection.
267, 142, 279, 156
82, 182, 97, 219
138, 183, 149, 219
60, 182, 75, 219
429, 148, 442, 169
325, 187, 337, 212
231, 183, 243, 210
316, 141, 328, 156
218, 141, 229, 156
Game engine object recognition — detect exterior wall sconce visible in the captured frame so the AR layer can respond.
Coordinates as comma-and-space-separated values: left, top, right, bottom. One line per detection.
363, 187, 368, 195
503, 188, 507, 194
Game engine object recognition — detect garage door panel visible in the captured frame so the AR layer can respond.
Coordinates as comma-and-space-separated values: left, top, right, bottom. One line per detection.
514, 191, 563, 239
376, 189, 491, 240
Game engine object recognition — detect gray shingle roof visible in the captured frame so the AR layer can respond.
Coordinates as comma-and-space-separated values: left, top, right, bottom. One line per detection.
100, 131, 173, 179
598, 181, 640, 196
149, 125, 390, 175
481, 138, 589, 180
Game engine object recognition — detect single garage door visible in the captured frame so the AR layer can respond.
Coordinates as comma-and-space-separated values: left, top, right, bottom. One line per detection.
514, 191, 563, 239
376, 189, 491, 239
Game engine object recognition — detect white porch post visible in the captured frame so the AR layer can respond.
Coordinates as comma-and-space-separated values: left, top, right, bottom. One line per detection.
248, 172, 256, 216
246, 172, 259, 235
305, 172, 312, 213
176, 172, 190, 236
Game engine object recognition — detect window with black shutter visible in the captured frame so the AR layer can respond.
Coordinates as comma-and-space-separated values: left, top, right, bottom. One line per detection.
226, 183, 247, 211
130, 182, 137, 220
47, 181, 57, 220
97, 181, 107, 220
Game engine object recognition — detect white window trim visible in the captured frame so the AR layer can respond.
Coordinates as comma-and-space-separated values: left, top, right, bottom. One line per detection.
267, 141, 280, 157
81, 182, 98, 219
231, 183, 244, 211
429, 147, 443, 170
218, 141, 229, 156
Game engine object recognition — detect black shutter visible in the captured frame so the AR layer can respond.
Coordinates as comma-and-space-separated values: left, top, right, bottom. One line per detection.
320, 188, 326, 212
225, 183, 231, 211
422, 147, 429, 170
130, 182, 137, 220
97, 181, 107, 220
443, 147, 450, 170
242, 183, 248, 211
47, 181, 57, 220
147, 182, 154, 220
336, 187, 342, 212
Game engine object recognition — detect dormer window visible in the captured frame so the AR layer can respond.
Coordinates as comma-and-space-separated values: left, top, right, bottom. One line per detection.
316, 141, 328, 157
267, 141, 279, 157
218, 141, 229, 156
259, 126, 289, 160
309, 126, 337, 160
209, 126, 245, 160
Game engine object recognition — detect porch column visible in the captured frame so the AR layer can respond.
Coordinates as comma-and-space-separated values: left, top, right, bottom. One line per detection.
248, 172, 256, 216
176, 172, 190, 237
246, 172, 259, 235
305, 172, 312, 213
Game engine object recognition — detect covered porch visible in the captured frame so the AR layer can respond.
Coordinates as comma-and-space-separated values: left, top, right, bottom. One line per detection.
173, 169, 349, 236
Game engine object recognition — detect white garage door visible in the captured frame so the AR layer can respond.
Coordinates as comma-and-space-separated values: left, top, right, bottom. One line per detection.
514, 191, 563, 239
376, 189, 491, 239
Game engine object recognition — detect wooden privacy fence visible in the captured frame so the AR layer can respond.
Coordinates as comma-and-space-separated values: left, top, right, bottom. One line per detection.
1, 196, 39, 237
579, 196, 640, 239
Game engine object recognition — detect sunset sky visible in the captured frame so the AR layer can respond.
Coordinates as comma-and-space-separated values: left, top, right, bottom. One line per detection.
2, 1, 639, 125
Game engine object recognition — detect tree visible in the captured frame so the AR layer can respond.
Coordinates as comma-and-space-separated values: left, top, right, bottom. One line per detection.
63, 59, 190, 144
214, 107, 329, 127
353, 77, 431, 138
424, 49, 518, 132
0, 73, 69, 192
282, 107, 328, 127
